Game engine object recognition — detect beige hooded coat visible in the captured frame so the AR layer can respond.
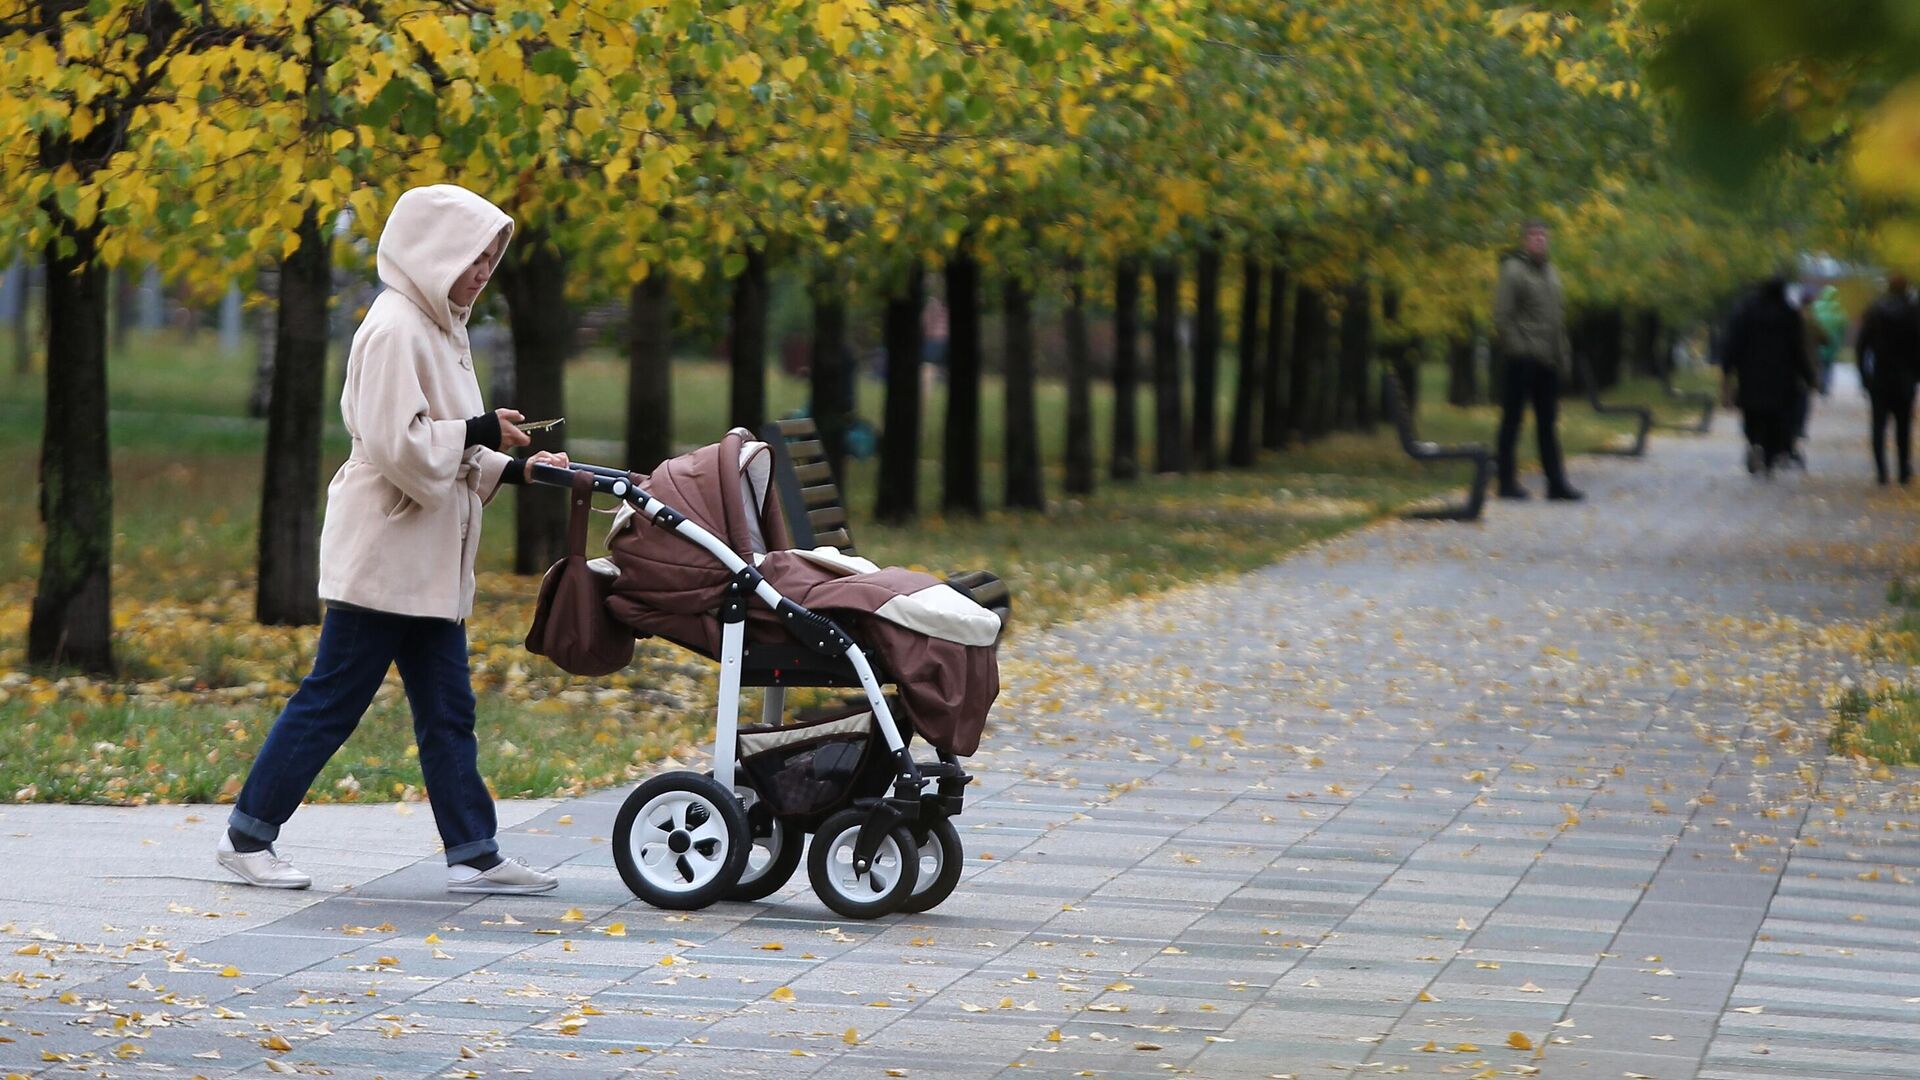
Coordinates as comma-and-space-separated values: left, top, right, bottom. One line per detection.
317, 185, 515, 621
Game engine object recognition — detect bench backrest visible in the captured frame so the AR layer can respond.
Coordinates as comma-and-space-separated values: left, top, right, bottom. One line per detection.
761, 416, 857, 554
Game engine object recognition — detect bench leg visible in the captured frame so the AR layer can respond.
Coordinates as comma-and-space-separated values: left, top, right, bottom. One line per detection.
1403, 454, 1490, 522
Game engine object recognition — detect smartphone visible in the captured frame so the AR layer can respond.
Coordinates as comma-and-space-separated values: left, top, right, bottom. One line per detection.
518, 417, 565, 433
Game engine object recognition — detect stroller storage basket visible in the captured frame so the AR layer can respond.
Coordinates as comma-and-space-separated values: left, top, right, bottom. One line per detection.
737, 706, 877, 818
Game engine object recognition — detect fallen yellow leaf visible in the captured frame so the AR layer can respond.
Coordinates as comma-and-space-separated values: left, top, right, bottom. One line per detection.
770, 987, 796, 1003
1507, 1032, 1533, 1050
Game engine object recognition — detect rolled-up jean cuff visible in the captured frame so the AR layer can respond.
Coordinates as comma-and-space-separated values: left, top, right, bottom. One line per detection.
444, 837, 499, 865
227, 810, 278, 845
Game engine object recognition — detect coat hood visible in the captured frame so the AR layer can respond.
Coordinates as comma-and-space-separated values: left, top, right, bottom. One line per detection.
376, 185, 514, 334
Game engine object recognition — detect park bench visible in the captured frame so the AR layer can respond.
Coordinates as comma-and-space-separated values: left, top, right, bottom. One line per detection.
1659, 366, 1716, 434
1380, 370, 1492, 522
1574, 356, 1653, 456
760, 417, 1012, 628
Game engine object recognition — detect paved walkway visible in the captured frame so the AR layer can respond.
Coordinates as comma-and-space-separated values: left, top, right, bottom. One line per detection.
4, 377, 1918, 1080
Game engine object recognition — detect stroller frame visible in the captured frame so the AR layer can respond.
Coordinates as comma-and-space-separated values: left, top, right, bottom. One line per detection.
532, 461, 967, 917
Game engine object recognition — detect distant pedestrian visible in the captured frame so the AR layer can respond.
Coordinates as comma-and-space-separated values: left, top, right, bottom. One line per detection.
1492, 220, 1582, 501
1857, 273, 1920, 486
1813, 284, 1849, 395
1722, 277, 1818, 477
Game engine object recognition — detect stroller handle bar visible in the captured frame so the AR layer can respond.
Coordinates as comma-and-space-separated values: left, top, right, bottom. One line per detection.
526, 460, 918, 778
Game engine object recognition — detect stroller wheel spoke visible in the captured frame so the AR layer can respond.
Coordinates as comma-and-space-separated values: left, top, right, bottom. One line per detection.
676, 855, 698, 883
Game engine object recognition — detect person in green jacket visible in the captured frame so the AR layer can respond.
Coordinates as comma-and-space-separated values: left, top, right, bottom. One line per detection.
1813, 284, 1848, 395
1493, 220, 1583, 501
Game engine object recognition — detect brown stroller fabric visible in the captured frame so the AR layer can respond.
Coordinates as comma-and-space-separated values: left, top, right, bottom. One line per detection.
526, 470, 635, 676
604, 430, 999, 757
605, 430, 791, 612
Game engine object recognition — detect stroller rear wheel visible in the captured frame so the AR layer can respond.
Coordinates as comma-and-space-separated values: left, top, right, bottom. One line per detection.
614, 772, 749, 910
714, 774, 803, 903
807, 808, 919, 919
898, 814, 963, 915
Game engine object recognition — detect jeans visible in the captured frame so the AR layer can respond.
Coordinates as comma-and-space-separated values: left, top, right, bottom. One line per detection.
1872, 381, 1917, 483
1495, 357, 1571, 492
229, 607, 498, 865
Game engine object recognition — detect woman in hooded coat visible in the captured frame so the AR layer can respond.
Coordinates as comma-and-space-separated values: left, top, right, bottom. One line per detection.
217, 185, 568, 893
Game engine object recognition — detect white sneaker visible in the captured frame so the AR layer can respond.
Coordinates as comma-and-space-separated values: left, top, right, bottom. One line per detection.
216, 833, 312, 890
447, 856, 557, 895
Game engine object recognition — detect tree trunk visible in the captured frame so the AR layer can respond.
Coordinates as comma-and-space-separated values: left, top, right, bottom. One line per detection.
875, 266, 924, 523
942, 243, 983, 515
1584, 307, 1624, 389
1262, 263, 1291, 450
1063, 274, 1095, 495
1446, 335, 1479, 406
1288, 284, 1326, 440
809, 277, 851, 482
1227, 253, 1263, 468
1390, 340, 1422, 417
1190, 245, 1221, 470
1002, 275, 1043, 511
626, 271, 673, 474
247, 266, 278, 419
1110, 257, 1141, 481
1337, 280, 1373, 432
1632, 309, 1661, 378
1378, 290, 1417, 420
1151, 257, 1186, 473
28, 220, 113, 671
728, 247, 769, 432
11, 261, 30, 374
494, 232, 572, 575
255, 207, 331, 626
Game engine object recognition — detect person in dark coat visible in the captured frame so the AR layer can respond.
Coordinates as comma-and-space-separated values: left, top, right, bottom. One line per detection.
1492, 220, 1582, 501
1856, 273, 1920, 485
1721, 277, 1818, 476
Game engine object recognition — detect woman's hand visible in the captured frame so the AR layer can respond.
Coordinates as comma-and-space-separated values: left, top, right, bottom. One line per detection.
496, 408, 530, 450
525, 450, 571, 474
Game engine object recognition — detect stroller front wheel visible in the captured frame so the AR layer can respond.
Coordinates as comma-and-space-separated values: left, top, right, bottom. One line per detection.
807, 808, 919, 919
613, 772, 749, 910
898, 814, 964, 915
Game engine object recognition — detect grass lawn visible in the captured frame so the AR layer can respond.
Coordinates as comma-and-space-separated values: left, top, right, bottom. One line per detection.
0, 329, 1717, 805
1830, 574, 1920, 765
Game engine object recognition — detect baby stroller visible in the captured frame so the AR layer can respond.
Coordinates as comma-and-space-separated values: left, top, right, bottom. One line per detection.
528, 432, 1004, 919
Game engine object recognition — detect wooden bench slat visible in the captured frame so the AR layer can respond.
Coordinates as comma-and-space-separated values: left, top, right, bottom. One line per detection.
793, 461, 835, 486
802, 485, 840, 508
813, 528, 855, 552
786, 439, 826, 461
809, 506, 850, 534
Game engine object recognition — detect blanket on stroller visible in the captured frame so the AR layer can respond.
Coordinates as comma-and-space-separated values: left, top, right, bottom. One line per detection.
600, 430, 1000, 757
